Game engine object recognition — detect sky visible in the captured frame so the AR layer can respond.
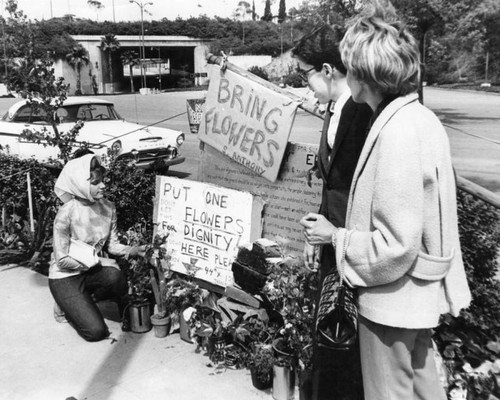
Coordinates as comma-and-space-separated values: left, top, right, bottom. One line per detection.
13, 0, 305, 22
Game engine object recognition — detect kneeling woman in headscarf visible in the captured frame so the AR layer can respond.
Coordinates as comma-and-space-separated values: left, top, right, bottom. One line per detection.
49, 154, 145, 341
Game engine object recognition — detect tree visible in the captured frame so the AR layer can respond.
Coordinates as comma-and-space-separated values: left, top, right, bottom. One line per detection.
235, 1, 252, 21
5, 0, 83, 163
121, 50, 139, 93
87, 0, 104, 20
100, 33, 120, 94
66, 44, 90, 95
278, 0, 286, 23
252, 0, 257, 20
391, 0, 444, 103
262, 0, 273, 22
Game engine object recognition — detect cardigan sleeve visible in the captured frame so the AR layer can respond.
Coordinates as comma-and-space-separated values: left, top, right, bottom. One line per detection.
341, 121, 425, 287
105, 206, 132, 258
52, 202, 89, 271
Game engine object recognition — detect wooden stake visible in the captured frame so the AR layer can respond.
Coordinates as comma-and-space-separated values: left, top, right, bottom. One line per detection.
26, 172, 34, 233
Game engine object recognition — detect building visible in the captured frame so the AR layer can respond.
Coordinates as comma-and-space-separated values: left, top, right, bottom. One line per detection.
56, 35, 212, 95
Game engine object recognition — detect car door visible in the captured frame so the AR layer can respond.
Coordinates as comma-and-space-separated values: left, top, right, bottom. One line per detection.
0, 103, 59, 161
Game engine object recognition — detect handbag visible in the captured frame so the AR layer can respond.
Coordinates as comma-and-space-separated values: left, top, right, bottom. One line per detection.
315, 230, 358, 350
68, 238, 100, 268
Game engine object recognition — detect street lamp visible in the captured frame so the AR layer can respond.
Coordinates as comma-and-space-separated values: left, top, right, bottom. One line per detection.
129, 0, 153, 90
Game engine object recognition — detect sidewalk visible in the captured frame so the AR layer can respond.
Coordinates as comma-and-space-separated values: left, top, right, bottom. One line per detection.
0, 264, 271, 400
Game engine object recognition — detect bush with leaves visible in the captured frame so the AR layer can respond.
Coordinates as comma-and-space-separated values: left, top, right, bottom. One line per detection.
104, 158, 156, 238
283, 72, 303, 88
247, 66, 269, 81
434, 191, 500, 388
0, 152, 58, 269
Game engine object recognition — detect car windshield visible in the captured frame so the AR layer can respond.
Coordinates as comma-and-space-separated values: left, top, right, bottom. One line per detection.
61, 104, 122, 122
2, 103, 122, 123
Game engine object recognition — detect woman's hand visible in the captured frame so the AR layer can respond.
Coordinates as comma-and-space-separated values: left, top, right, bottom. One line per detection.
129, 245, 147, 258
300, 212, 337, 245
303, 242, 319, 271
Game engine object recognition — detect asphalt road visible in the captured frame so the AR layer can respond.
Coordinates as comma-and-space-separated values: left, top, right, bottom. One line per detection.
1, 86, 499, 195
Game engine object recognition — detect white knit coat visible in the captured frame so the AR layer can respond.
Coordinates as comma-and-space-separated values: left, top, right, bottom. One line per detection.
335, 93, 471, 329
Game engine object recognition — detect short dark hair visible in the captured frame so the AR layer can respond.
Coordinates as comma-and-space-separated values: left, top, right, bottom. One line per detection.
89, 156, 106, 184
291, 24, 346, 75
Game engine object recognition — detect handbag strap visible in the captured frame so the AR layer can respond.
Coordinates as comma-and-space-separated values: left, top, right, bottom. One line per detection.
335, 228, 352, 287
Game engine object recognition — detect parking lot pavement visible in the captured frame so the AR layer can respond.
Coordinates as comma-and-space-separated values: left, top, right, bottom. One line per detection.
0, 264, 271, 400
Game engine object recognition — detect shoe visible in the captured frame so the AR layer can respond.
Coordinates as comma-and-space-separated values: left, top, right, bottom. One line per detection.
120, 303, 131, 332
121, 320, 131, 332
54, 302, 68, 323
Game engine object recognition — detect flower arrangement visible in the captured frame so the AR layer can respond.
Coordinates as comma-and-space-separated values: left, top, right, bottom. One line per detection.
249, 344, 274, 389
262, 255, 319, 369
148, 234, 171, 318
117, 224, 152, 304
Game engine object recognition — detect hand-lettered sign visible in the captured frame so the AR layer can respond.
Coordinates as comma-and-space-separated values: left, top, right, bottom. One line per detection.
199, 65, 300, 182
153, 176, 262, 287
186, 98, 206, 134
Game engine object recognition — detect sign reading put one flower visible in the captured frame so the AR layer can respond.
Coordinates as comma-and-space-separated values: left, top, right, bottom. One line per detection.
153, 176, 263, 287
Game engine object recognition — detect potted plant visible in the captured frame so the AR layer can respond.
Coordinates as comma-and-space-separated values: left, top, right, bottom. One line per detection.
249, 344, 274, 390
125, 254, 153, 333
262, 256, 318, 363
260, 254, 319, 400
148, 235, 173, 338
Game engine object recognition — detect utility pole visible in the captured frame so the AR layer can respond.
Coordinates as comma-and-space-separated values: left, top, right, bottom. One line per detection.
130, 1, 153, 89
1, 0, 7, 77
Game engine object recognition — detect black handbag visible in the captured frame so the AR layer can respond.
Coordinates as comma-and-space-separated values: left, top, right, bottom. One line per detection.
315, 230, 358, 350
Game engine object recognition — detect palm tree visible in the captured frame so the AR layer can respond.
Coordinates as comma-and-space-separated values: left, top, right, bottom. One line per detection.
120, 50, 139, 93
66, 44, 89, 95
87, 0, 104, 21
100, 33, 120, 94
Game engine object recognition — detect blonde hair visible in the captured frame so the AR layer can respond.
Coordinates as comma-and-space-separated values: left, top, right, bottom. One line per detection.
340, 1, 420, 96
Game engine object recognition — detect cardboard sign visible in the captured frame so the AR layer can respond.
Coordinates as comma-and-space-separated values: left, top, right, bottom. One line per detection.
199, 65, 299, 182
199, 142, 323, 255
153, 176, 263, 287
186, 98, 206, 134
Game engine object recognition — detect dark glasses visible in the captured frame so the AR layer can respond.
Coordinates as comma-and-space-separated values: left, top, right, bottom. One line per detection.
297, 66, 316, 83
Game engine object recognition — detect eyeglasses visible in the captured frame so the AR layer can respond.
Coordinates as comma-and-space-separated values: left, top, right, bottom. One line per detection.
297, 66, 316, 84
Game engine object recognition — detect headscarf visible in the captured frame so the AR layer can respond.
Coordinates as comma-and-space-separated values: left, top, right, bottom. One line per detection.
54, 154, 101, 203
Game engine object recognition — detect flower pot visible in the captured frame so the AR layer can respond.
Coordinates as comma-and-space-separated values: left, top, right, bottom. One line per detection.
273, 364, 295, 400
298, 369, 312, 400
129, 302, 152, 333
273, 338, 293, 358
207, 335, 226, 363
151, 314, 171, 338
251, 366, 273, 390
272, 338, 294, 368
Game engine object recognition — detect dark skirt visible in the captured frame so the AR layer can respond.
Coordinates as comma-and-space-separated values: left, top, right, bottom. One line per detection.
307, 244, 364, 400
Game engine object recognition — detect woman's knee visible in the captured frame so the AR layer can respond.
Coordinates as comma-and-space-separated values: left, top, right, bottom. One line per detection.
79, 323, 109, 342
101, 268, 128, 295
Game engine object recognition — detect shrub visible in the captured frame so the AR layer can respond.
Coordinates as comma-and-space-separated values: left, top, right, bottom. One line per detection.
282, 72, 303, 88
0, 152, 58, 269
104, 159, 156, 240
248, 66, 269, 81
434, 191, 500, 381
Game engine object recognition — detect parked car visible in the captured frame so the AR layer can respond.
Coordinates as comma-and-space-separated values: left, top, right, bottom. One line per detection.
0, 97, 185, 170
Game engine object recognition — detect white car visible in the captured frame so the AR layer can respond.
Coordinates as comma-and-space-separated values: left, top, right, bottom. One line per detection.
0, 97, 185, 170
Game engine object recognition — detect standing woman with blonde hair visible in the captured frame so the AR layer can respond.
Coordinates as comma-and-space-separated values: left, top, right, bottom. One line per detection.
300, 2, 471, 399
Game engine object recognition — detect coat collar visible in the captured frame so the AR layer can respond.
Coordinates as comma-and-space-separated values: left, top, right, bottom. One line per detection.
348, 92, 419, 209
